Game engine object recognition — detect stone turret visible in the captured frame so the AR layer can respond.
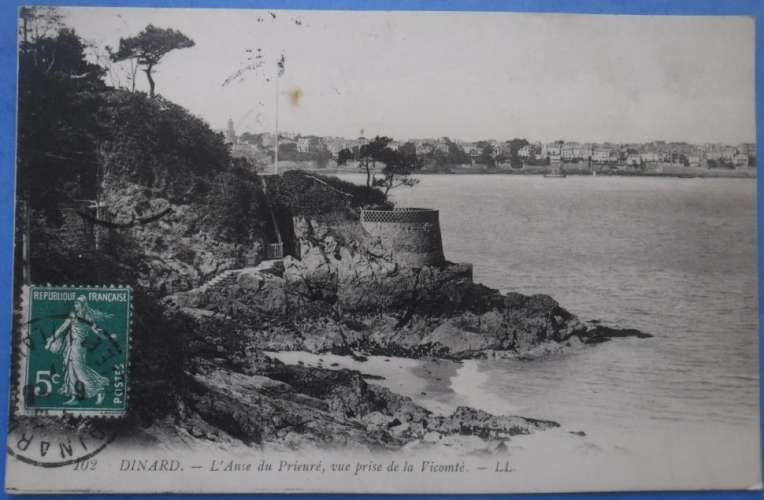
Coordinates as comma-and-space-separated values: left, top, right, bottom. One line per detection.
360, 208, 445, 267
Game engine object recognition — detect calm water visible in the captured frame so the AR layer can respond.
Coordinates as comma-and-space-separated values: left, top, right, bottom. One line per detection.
338, 174, 759, 432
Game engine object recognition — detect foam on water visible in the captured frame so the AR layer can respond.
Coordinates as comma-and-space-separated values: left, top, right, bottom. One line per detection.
334, 173, 760, 484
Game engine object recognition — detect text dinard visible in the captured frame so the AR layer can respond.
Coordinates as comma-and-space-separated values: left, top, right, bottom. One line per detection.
117, 459, 469, 474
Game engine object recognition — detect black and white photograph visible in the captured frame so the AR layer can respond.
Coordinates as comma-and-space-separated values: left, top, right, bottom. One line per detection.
4, 6, 760, 494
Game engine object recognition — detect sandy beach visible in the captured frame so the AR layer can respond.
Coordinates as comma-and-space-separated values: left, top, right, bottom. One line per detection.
266, 350, 761, 492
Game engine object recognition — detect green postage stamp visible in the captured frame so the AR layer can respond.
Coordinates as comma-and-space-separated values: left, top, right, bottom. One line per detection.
16, 285, 131, 417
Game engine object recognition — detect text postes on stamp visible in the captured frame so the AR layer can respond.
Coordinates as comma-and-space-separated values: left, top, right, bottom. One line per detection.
17, 286, 131, 417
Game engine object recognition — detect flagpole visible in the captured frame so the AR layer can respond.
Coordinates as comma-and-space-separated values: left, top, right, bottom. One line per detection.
274, 69, 279, 176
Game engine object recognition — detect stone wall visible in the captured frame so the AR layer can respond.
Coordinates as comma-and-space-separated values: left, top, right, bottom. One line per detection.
360, 208, 445, 267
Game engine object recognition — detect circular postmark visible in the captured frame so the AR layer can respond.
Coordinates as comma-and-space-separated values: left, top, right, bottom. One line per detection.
7, 416, 118, 468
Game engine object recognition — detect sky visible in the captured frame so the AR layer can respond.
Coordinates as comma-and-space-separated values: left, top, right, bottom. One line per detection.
60, 7, 756, 144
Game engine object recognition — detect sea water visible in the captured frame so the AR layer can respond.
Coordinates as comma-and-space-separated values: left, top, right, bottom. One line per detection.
329, 174, 760, 488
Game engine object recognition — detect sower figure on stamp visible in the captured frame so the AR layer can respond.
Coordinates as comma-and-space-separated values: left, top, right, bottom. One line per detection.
45, 296, 115, 405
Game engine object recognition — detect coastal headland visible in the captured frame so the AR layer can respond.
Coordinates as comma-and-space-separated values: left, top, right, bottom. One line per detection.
15, 77, 654, 453
150, 175, 651, 452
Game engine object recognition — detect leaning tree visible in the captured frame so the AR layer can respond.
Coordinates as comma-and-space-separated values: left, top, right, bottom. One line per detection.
110, 24, 194, 98
336, 136, 395, 188
373, 144, 422, 196
337, 136, 421, 194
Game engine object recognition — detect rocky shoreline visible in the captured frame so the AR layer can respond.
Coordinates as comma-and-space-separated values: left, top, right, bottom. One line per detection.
176, 360, 559, 452
151, 211, 651, 452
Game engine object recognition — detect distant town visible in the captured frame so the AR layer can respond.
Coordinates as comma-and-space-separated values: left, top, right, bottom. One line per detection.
222, 120, 757, 177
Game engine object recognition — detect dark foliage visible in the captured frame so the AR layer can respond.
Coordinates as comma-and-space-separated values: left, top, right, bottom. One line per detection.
475, 141, 496, 167
205, 164, 267, 243
427, 138, 470, 166
373, 142, 422, 195
99, 90, 232, 202
17, 28, 107, 222
336, 148, 354, 165
336, 136, 421, 193
13, 24, 400, 425
129, 291, 188, 424
268, 170, 390, 217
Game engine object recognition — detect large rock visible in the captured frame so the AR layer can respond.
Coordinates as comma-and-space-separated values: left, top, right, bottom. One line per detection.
186, 365, 402, 450
432, 406, 559, 440
167, 265, 648, 360
420, 317, 496, 354
182, 363, 558, 450
102, 182, 265, 295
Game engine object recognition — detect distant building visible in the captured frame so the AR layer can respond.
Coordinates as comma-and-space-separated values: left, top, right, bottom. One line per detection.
518, 145, 534, 159
460, 142, 479, 157
323, 137, 349, 155
561, 143, 576, 161
542, 143, 562, 160
260, 133, 276, 148
704, 151, 722, 161
499, 141, 514, 156
230, 143, 257, 158
226, 131, 750, 171
640, 152, 660, 164
575, 144, 593, 159
488, 140, 502, 158
560, 143, 591, 161
296, 137, 311, 153
738, 143, 756, 157
722, 147, 737, 160
592, 149, 612, 164
625, 154, 641, 166
224, 118, 237, 145
278, 138, 297, 151
733, 153, 750, 168
415, 143, 433, 155
434, 142, 450, 154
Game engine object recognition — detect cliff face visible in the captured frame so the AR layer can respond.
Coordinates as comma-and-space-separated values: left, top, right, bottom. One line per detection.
100, 182, 267, 295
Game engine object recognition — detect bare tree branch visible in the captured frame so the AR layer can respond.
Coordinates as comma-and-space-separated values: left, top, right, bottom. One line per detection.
76, 206, 173, 228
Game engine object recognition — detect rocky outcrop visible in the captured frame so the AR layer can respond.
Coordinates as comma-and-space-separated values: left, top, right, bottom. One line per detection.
180, 362, 557, 451
166, 213, 650, 359
154, 210, 650, 451
101, 183, 266, 295
184, 365, 398, 450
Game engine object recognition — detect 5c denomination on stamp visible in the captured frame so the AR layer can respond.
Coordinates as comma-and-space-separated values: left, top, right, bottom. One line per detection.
16, 285, 132, 417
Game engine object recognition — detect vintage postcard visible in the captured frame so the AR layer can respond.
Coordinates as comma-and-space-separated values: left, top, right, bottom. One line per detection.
4, 5, 760, 494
